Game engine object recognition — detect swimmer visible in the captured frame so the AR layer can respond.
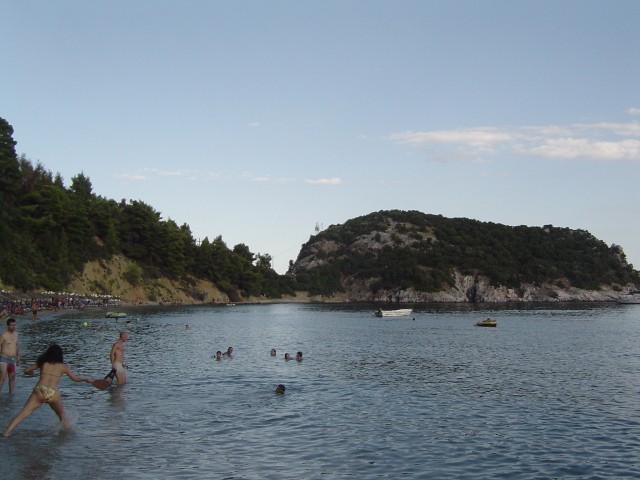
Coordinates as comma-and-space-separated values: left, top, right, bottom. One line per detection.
222, 346, 233, 357
2, 344, 95, 437
215, 351, 222, 361
270, 348, 277, 356
296, 351, 303, 361
275, 384, 286, 394
284, 353, 291, 361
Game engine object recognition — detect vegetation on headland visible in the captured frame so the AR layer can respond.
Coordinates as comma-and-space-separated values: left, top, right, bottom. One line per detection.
291, 210, 639, 297
1, 117, 638, 302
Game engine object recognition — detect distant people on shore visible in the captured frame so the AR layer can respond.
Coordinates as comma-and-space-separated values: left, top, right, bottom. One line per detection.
0, 318, 20, 394
2, 344, 95, 437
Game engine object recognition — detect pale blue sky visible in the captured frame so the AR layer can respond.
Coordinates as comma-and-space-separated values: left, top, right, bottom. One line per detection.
3, 1, 639, 274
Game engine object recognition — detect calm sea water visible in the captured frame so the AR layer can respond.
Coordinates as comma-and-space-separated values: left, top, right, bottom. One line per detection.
1, 303, 639, 479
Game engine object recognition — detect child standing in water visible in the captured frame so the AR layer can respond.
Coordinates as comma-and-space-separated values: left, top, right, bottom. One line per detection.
3, 344, 95, 437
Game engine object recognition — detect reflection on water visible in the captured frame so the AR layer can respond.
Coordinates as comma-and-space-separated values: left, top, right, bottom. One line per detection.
1, 303, 640, 479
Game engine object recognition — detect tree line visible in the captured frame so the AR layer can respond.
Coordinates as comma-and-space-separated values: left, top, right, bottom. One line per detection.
0, 117, 296, 299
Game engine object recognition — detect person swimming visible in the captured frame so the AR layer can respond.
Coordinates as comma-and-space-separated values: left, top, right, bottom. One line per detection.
284, 353, 291, 361
296, 351, 303, 361
222, 346, 233, 357
215, 351, 222, 361
270, 348, 277, 356
275, 384, 286, 394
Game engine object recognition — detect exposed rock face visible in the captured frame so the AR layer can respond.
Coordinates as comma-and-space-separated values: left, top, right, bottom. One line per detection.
342, 271, 632, 303
66, 255, 227, 304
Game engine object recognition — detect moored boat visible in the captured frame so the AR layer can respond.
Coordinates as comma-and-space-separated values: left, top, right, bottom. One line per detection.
476, 318, 497, 327
106, 312, 127, 319
375, 308, 413, 317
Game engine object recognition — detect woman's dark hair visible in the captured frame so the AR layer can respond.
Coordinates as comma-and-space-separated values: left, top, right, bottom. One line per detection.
36, 344, 64, 367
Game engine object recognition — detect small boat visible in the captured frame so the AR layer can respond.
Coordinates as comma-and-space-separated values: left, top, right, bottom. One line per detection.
375, 308, 413, 317
106, 312, 127, 319
618, 292, 640, 304
476, 318, 497, 327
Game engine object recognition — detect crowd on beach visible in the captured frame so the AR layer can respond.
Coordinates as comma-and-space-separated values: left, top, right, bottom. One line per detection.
0, 317, 129, 438
0, 292, 120, 322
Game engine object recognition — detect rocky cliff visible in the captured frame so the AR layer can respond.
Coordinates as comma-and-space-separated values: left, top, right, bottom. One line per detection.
342, 271, 631, 303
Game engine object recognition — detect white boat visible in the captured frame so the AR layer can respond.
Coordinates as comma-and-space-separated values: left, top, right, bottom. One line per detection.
618, 292, 640, 304
375, 308, 413, 317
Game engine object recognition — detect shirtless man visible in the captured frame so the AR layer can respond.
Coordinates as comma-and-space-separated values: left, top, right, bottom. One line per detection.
110, 332, 128, 384
0, 318, 20, 394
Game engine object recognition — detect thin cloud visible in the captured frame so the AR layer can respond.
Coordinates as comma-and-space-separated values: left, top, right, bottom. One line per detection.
627, 107, 640, 116
305, 178, 342, 185
390, 128, 512, 152
116, 173, 148, 181
142, 167, 197, 177
241, 172, 296, 184
390, 121, 640, 162
117, 168, 212, 182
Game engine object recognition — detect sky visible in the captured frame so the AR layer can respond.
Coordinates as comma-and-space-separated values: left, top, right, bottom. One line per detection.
2, 1, 639, 274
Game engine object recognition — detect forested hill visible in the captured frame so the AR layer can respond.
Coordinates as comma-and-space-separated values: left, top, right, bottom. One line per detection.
0, 117, 295, 300
290, 210, 640, 301
2, 116, 639, 303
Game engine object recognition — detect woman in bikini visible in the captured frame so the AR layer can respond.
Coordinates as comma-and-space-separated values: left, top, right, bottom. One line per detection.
3, 344, 95, 437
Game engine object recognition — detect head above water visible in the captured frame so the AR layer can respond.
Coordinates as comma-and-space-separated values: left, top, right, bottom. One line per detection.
7, 318, 16, 328
275, 384, 286, 394
270, 348, 277, 356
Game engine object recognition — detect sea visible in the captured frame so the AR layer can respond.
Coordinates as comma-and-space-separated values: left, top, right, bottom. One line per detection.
1, 302, 639, 479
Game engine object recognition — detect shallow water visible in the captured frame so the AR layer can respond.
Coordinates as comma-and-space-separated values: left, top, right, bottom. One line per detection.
1, 303, 639, 479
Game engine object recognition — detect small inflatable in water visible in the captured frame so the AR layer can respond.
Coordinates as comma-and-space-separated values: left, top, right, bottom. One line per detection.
106, 312, 127, 319
476, 318, 497, 327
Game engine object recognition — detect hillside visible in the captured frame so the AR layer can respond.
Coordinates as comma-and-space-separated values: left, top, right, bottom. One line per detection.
290, 210, 640, 303
3, 117, 639, 304
62, 254, 325, 305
